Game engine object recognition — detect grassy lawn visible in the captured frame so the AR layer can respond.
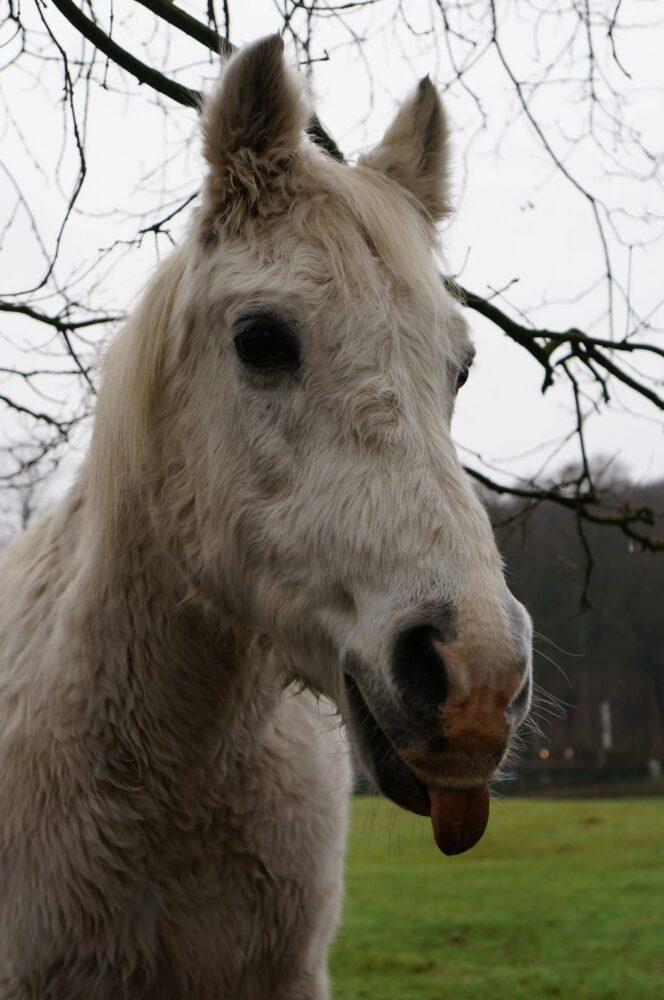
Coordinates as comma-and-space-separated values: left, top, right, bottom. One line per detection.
331, 796, 664, 999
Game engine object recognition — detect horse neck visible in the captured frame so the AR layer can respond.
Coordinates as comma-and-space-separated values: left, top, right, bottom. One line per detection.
59, 468, 278, 797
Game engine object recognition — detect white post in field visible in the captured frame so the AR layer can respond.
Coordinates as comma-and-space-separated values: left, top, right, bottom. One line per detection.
600, 699, 613, 752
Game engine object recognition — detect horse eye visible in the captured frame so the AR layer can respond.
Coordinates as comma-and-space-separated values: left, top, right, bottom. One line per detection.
234, 324, 300, 371
456, 366, 470, 391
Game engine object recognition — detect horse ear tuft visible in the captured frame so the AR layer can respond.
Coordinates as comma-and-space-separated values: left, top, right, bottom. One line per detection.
359, 76, 451, 222
202, 34, 309, 179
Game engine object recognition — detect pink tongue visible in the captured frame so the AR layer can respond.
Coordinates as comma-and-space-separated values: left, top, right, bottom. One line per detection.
428, 785, 490, 856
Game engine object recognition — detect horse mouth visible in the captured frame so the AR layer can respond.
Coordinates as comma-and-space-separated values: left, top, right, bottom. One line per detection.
343, 672, 431, 817
343, 673, 491, 856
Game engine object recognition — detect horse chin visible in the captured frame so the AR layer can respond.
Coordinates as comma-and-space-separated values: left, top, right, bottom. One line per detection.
343, 673, 430, 817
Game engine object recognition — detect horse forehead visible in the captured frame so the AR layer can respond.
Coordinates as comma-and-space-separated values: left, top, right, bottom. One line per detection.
191, 162, 465, 354
228, 166, 439, 291
199, 239, 441, 329
192, 243, 465, 397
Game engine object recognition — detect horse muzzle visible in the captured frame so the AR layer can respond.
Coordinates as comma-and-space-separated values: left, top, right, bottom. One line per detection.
342, 630, 531, 855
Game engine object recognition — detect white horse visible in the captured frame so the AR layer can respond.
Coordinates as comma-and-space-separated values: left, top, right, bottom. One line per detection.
0, 36, 532, 999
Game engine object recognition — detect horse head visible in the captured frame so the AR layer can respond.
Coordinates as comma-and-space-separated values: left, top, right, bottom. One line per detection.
96, 35, 532, 855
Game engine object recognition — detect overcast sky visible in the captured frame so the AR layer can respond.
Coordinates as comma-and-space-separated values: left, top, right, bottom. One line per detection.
1, 0, 662, 514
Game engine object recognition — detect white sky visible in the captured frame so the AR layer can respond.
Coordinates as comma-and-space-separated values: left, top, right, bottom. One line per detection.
1, 0, 662, 514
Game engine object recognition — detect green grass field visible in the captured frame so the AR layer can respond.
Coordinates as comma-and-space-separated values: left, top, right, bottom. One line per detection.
331, 797, 664, 999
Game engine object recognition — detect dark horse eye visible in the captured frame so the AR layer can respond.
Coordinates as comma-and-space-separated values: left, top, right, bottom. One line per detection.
456, 366, 470, 391
234, 323, 300, 372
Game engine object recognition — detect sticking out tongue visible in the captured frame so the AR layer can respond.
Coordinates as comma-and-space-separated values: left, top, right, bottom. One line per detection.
428, 785, 490, 856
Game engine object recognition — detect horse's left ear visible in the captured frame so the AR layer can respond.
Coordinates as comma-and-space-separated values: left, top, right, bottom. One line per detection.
359, 77, 451, 222
201, 35, 309, 226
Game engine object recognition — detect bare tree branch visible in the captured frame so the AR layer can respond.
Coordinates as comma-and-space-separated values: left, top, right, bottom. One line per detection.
50, 0, 202, 108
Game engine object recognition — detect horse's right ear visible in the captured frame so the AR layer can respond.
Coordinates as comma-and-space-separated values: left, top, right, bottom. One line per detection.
201, 35, 309, 225
359, 76, 451, 222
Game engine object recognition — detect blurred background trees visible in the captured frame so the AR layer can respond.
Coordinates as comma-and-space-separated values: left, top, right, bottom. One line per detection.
489, 473, 664, 790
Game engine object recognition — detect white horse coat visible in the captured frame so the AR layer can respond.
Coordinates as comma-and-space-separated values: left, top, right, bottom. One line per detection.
0, 36, 531, 999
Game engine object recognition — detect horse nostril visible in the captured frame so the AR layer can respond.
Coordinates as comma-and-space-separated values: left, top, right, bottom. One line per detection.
508, 672, 532, 718
392, 624, 448, 717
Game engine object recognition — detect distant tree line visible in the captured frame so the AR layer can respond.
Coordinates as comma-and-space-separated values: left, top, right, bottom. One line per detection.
489, 475, 664, 784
